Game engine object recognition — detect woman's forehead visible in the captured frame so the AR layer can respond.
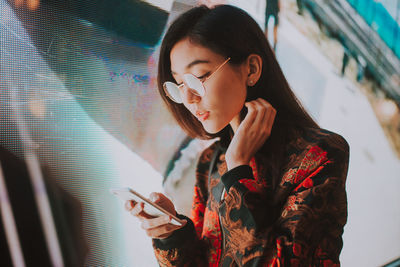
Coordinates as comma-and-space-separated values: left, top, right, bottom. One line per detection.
170, 39, 221, 74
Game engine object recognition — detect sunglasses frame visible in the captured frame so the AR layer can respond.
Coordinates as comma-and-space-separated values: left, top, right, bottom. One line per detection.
163, 57, 231, 103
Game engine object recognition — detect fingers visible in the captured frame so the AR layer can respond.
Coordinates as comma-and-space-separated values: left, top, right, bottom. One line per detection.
243, 98, 275, 134
256, 98, 276, 136
142, 218, 187, 239
225, 98, 276, 169
144, 223, 175, 239
124, 192, 182, 239
149, 192, 177, 216
251, 99, 267, 128
130, 202, 144, 216
149, 192, 159, 202
265, 103, 277, 135
141, 215, 171, 230
127, 202, 153, 219
124, 200, 137, 211
244, 101, 258, 125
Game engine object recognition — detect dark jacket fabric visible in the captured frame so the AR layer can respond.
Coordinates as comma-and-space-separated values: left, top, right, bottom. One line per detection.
152, 127, 349, 267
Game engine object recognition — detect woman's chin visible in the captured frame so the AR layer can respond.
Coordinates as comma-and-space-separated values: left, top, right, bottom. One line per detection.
202, 121, 226, 134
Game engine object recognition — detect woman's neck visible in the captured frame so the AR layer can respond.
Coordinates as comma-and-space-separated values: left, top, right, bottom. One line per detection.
229, 114, 241, 133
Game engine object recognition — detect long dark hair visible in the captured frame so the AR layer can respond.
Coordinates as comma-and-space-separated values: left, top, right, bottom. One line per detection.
158, 5, 319, 188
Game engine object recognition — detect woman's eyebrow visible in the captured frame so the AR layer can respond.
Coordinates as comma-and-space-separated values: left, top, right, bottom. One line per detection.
171, 59, 211, 75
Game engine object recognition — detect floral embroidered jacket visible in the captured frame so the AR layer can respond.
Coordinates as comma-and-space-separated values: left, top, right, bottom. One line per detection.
152, 128, 349, 266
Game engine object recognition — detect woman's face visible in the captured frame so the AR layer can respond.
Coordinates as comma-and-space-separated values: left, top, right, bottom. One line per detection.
170, 38, 248, 134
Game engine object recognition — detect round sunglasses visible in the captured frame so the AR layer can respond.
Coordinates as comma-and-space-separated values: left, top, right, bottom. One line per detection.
163, 57, 231, 103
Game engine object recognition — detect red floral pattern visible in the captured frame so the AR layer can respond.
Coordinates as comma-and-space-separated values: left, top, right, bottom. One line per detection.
153, 128, 349, 267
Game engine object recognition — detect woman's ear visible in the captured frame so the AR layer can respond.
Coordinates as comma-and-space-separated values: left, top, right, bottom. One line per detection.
245, 54, 262, 87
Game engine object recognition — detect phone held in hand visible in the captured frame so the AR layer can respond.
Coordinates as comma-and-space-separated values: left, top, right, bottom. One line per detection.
110, 187, 184, 226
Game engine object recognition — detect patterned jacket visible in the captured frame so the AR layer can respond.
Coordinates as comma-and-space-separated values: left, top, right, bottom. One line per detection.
152, 127, 349, 266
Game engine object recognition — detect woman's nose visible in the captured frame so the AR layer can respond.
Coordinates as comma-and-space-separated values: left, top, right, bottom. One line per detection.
181, 87, 201, 104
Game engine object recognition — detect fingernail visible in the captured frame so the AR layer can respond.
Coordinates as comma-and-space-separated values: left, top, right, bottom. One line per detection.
151, 194, 159, 202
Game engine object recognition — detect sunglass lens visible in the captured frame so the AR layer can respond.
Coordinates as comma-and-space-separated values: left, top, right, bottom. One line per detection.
183, 74, 205, 96
163, 82, 182, 103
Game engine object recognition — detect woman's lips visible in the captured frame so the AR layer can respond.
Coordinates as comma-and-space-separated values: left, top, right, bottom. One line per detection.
196, 111, 210, 121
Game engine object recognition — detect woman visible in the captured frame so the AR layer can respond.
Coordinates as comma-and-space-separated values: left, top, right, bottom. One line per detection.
125, 5, 349, 266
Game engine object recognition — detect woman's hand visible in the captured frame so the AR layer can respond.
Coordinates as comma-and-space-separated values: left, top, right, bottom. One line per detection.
125, 192, 187, 239
225, 98, 276, 170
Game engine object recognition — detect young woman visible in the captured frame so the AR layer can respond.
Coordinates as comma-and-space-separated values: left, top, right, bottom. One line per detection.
125, 5, 349, 266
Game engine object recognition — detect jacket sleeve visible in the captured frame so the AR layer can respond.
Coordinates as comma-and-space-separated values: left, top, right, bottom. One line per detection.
218, 134, 349, 267
151, 213, 207, 267
152, 144, 215, 266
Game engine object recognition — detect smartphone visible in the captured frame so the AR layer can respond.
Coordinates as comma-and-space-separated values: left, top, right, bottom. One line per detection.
110, 187, 184, 226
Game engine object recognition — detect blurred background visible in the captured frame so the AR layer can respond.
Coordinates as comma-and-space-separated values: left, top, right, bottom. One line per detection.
0, 0, 399, 266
